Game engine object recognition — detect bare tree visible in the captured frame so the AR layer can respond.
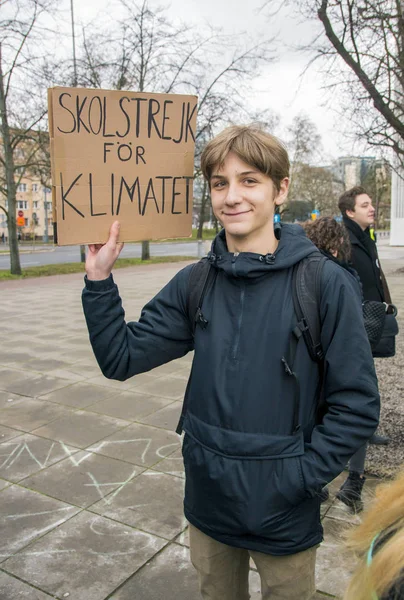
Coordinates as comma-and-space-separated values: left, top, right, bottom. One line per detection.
76, 0, 277, 252
0, 0, 54, 274
263, 0, 404, 165
287, 163, 340, 216
314, 0, 404, 164
282, 113, 338, 216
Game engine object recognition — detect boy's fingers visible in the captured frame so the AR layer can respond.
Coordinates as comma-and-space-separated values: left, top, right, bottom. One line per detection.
108, 221, 121, 246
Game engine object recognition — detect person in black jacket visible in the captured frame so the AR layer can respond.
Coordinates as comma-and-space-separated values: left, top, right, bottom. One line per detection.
337, 186, 391, 511
82, 126, 379, 600
339, 187, 387, 303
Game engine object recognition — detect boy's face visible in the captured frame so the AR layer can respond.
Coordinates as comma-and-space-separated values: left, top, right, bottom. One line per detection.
346, 193, 375, 230
210, 152, 288, 246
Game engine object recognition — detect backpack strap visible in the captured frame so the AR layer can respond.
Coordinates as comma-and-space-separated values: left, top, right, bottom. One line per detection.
187, 258, 216, 335
176, 258, 217, 434
281, 253, 327, 433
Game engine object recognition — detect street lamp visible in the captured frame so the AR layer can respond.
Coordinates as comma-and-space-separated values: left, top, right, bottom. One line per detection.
43, 186, 49, 243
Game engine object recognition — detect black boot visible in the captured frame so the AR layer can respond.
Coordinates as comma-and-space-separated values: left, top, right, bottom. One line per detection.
369, 433, 390, 446
336, 472, 365, 512
318, 487, 329, 503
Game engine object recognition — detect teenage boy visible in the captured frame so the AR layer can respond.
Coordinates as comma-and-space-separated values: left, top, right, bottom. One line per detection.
82, 126, 379, 600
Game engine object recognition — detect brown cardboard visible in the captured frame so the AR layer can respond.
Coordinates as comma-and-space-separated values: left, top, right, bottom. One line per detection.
48, 87, 198, 245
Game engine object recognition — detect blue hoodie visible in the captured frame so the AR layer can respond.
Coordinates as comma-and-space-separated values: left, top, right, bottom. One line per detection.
82, 224, 379, 555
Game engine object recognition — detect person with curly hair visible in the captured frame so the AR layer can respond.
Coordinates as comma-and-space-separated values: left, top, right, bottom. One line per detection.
303, 216, 371, 510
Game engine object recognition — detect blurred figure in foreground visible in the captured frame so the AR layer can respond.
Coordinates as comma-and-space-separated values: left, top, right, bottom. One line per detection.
343, 469, 404, 600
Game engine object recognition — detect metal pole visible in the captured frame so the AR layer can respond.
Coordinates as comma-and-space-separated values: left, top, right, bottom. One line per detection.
43, 186, 48, 243
70, 0, 86, 262
70, 0, 78, 87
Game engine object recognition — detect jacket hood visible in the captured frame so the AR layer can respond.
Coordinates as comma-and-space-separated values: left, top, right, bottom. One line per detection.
207, 224, 319, 278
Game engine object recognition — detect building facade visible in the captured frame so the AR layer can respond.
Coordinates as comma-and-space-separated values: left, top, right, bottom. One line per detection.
0, 175, 52, 241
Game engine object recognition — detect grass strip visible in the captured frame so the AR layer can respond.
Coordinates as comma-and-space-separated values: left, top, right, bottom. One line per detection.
0, 255, 196, 281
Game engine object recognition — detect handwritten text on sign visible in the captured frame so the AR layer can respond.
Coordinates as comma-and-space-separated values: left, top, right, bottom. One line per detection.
48, 87, 198, 245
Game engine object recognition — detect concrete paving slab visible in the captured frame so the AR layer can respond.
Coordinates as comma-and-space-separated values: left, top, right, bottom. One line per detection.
0, 571, 53, 599
39, 381, 118, 408
0, 351, 37, 365
22, 451, 144, 508
315, 516, 354, 597
24, 358, 74, 372
108, 543, 200, 600
0, 366, 40, 390
0, 423, 22, 443
0, 485, 79, 562
0, 398, 74, 432
153, 447, 184, 478
174, 526, 189, 547
137, 400, 183, 431
2, 373, 73, 397
2, 511, 167, 600
86, 390, 171, 421
32, 410, 131, 448
119, 371, 166, 389
85, 373, 141, 391
45, 368, 86, 382
0, 390, 28, 408
0, 477, 11, 491
89, 470, 185, 540
67, 361, 105, 378
0, 434, 79, 482
86, 422, 181, 467
127, 375, 187, 399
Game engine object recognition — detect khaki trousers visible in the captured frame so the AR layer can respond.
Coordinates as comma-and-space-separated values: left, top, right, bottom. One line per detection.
189, 524, 317, 600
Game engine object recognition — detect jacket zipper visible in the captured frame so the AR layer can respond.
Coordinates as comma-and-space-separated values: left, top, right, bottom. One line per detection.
231, 253, 245, 359
232, 283, 245, 359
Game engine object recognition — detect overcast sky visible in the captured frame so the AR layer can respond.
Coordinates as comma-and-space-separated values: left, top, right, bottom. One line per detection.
65, 0, 366, 161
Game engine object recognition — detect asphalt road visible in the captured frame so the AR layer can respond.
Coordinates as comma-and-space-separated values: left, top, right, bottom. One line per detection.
0, 235, 400, 271
0, 241, 203, 270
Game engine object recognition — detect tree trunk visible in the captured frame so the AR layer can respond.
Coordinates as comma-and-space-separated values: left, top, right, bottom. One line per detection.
0, 48, 21, 275
197, 179, 209, 240
141, 240, 150, 260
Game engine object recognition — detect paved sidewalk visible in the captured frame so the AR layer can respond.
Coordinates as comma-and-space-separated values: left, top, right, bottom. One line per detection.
0, 246, 402, 599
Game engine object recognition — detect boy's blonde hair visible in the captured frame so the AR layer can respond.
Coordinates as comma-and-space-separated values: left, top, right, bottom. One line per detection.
201, 125, 290, 191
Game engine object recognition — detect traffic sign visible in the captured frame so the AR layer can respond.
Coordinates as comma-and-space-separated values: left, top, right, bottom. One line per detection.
17, 216, 25, 227
18, 210, 24, 217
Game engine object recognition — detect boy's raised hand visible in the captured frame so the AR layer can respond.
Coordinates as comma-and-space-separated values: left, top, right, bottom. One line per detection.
86, 221, 124, 281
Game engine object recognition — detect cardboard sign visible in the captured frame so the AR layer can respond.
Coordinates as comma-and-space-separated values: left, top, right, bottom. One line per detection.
48, 87, 198, 245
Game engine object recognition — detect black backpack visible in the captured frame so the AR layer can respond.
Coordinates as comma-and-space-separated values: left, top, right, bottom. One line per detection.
176, 252, 327, 434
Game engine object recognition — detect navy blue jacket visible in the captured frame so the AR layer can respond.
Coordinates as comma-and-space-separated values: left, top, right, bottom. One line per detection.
82, 224, 380, 555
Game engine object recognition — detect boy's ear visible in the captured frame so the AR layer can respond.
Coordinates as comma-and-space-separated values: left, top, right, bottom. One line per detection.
346, 209, 355, 219
274, 178, 289, 207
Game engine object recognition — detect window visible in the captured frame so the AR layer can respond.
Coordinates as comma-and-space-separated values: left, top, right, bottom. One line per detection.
17, 201, 28, 210
33, 201, 38, 209
32, 184, 38, 192
24, 218, 29, 226
17, 183, 27, 192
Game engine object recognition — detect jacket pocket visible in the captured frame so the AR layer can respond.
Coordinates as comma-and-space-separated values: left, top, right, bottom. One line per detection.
182, 413, 307, 537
